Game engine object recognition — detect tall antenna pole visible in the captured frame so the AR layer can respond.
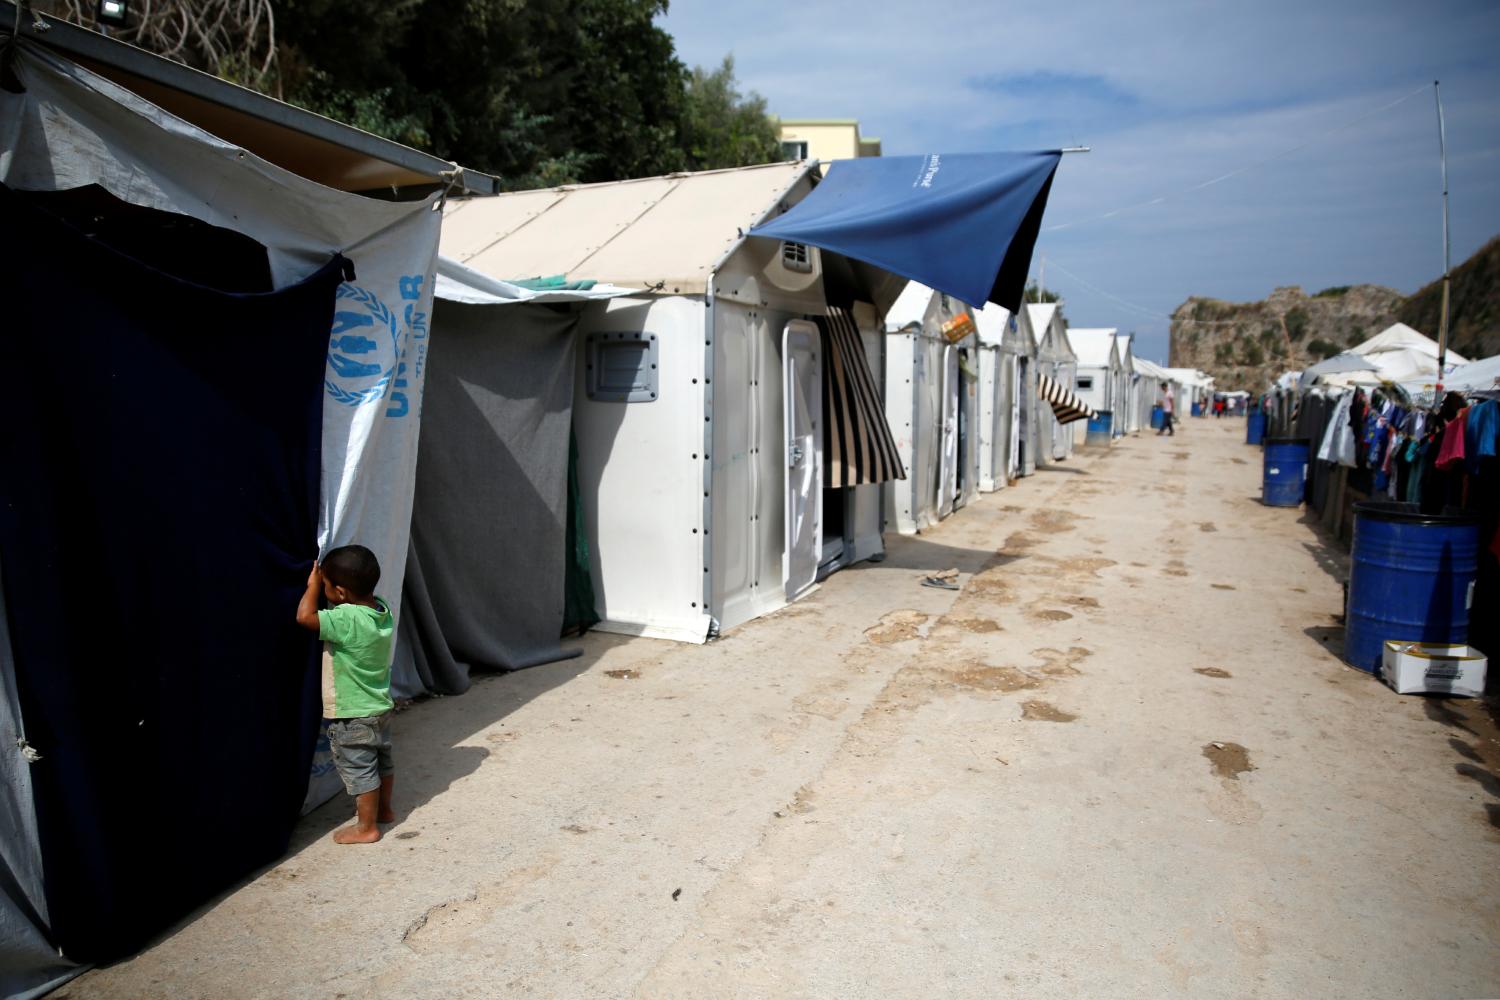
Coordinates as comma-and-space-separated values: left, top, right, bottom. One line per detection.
1435, 80, 1451, 395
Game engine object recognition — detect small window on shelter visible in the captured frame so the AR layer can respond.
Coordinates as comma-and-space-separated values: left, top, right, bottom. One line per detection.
1076, 375, 1094, 390
586, 332, 660, 402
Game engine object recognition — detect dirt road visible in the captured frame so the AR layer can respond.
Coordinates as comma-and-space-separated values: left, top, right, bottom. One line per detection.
71, 418, 1499, 999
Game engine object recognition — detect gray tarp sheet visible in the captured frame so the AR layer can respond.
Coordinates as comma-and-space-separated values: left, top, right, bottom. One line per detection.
0, 569, 79, 999
390, 301, 583, 698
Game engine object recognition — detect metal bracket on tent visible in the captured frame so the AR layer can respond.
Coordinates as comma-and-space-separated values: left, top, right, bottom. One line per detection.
16, 737, 41, 763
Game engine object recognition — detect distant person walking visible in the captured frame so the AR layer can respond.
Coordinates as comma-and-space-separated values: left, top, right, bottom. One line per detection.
1214, 397, 1225, 418
1157, 388, 1175, 436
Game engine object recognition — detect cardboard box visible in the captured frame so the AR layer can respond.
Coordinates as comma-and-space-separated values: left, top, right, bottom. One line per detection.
1381, 641, 1488, 697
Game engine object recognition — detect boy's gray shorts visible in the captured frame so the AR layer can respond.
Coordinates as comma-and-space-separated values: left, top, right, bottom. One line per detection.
327, 713, 393, 796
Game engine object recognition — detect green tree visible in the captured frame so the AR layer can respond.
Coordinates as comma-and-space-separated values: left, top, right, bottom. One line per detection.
1024, 280, 1062, 304
679, 57, 782, 169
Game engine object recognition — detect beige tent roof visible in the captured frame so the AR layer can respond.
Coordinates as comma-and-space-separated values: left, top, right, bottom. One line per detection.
441, 162, 812, 294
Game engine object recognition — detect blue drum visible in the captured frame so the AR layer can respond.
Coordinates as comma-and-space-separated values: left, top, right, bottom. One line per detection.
1261, 438, 1308, 507
1150, 405, 1164, 430
1246, 410, 1266, 445
1344, 502, 1481, 674
1086, 410, 1112, 447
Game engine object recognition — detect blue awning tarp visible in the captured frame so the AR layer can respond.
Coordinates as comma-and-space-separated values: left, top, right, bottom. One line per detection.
749, 151, 1062, 312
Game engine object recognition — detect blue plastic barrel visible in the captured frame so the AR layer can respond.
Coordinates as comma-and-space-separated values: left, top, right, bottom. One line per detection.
1261, 437, 1308, 507
1150, 405, 1164, 430
1246, 410, 1266, 445
1086, 410, 1113, 446
1344, 502, 1481, 674
1191, 402, 1203, 417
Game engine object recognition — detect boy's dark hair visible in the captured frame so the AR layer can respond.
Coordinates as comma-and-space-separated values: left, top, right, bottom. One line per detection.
322, 544, 380, 596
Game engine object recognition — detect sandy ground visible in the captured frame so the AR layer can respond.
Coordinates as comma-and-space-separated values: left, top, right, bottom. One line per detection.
68, 418, 1500, 999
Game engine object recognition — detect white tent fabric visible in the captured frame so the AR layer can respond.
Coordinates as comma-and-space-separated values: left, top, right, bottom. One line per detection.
0, 41, 444, 993
1314, 323, 1468, 389
1445, 354, 1500, 395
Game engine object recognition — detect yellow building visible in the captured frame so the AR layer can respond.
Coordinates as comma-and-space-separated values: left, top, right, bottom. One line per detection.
778, 119, 881, 162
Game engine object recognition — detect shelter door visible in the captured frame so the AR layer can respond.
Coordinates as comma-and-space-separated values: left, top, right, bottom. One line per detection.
937, 344, 959, 518
1009, 360, 1022, 476
782, 320, 823, 601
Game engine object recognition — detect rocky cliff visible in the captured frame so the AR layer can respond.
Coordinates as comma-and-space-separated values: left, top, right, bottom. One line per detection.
1169, 284, 1404, 389
1169, 234, 1500, 389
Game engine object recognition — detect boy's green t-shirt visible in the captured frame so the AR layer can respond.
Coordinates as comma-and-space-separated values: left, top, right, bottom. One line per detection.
317, 598, 394, 718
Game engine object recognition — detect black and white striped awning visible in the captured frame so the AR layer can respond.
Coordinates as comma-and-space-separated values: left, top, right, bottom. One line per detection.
818, 308, 906, 487
1038, 371, 1096, 425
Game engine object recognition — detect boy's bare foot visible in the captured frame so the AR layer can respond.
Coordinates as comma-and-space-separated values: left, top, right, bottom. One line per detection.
332, 823, 382, 845
377, 808, 397, 824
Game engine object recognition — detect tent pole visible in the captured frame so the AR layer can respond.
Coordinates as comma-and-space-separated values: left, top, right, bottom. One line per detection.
1435, 80, 1451, 395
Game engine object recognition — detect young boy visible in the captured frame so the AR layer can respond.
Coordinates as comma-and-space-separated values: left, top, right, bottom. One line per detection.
295, 544, 396, 845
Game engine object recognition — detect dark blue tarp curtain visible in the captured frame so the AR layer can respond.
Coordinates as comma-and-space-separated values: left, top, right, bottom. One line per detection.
750, 152, 1062, 312
0, 184, 344, 964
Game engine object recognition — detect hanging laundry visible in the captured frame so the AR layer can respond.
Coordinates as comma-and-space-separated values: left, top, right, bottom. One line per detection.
1465, 398, 1498, 471
1436, 406, 1470, 473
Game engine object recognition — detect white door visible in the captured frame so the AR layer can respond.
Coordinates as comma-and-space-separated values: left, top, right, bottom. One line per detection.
783, 321, 823, 600
937, 344, 959, 518
1008, 360, 1022, 477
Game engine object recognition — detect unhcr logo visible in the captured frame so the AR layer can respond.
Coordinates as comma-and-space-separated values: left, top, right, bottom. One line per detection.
324, 276, 426, 415
912, 154, 942, 189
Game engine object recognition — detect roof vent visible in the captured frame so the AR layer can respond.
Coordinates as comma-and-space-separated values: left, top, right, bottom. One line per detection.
781, 241, 813, 274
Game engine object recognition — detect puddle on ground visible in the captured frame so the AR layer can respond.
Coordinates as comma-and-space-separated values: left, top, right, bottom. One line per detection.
1230, 457, 1246, 465
1130, 561, 1148, 568
1030, 609, 1074, 622
1028, 509, 1079, 534
943, 663, 1040, 692
948, 616, 1003, 633
1195, 667, 1233, 679
1033, 646, 1091, 676
1004, 531, 1039, 551
395, 831, 421, 840
1203, 741, 1255, 780
604, 669, 641, 680
1022, 700, 1077, 722
1199, 522, 1217, 533
1164, 568, 1189, 577
1211, 583, 1236, 591
967, 573, 1014, 601
865, 609, 929, 644
1292, 587, 1307, 593
560, 824, 591, 835
1058, 557, 1117, 579
1001, 505, 1024, 513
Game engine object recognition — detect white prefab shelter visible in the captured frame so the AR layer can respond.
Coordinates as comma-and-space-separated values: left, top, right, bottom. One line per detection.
1029, 304, 1077, 463
1163, 367, 1212, 415
883, 283, 983, 533
974, 304, 1037, 488
1066, 328, 1120, 445
1134, 356, 1170, 430
1111, 333, 1136, 433
441, 162, 906, 643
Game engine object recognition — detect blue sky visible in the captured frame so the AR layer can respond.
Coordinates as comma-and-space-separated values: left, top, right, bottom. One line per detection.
661, 0, 1500, 363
